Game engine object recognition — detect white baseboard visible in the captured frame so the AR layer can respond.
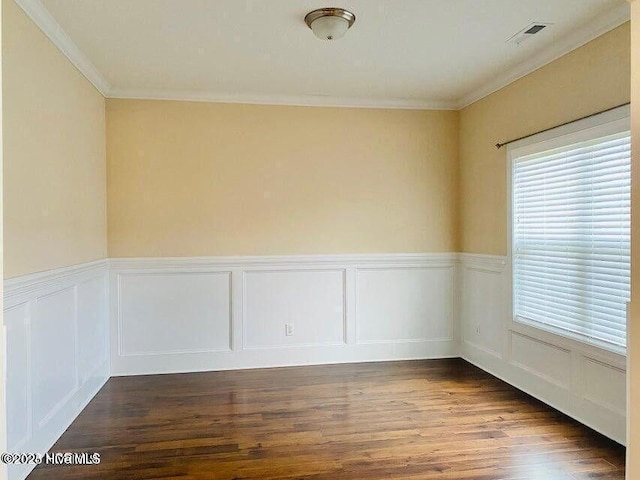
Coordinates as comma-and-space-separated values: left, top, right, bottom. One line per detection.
109, 253, 459, 375
459, 253, 626, 445
112, 343, 458, 376
4, 260, 110, 480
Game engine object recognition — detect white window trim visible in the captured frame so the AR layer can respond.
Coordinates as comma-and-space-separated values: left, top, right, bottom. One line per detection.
506, 105, 630, 359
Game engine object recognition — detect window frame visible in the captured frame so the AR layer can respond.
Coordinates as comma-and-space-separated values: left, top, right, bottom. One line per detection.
506, 105, 630, 357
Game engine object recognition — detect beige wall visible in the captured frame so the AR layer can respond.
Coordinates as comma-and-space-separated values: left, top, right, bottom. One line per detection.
0, 0, 6, 477
628, 3, 639, 477
459, 23, 630, 255
3, 4, 628, 268
2, 0, 106, 278
107, 100, 459, 257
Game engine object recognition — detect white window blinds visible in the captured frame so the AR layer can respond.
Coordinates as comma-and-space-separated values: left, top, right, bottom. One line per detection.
513, 131, 630, 352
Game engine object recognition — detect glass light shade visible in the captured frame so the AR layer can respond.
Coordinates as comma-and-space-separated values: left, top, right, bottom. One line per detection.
310, 15, 349, 40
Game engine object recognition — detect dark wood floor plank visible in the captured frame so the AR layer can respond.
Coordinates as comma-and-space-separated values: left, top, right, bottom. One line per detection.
27, 359, 625, 479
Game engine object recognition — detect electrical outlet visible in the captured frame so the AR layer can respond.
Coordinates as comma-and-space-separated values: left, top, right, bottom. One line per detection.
285, 323, 294, 336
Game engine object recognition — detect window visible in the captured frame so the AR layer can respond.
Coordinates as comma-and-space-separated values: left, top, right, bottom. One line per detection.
511, 119, 630, 353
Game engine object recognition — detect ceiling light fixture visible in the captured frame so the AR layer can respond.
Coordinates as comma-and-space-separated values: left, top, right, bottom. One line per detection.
304, 8, 356, 41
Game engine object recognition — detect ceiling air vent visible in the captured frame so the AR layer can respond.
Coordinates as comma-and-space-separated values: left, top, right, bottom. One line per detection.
507, 22, 552, 45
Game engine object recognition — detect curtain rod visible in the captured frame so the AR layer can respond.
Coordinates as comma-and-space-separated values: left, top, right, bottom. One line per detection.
495, 102, 630, 149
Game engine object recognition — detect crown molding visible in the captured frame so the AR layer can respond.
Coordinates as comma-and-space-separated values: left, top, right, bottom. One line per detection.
106, 88, 458, 111
15, 0, 629, 112
456, 2, 630, 110
14, 0, 111, 95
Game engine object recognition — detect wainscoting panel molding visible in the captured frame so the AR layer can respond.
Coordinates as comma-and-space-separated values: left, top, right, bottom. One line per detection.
356, 267, 454, 345
459, 257, 505, 359
243, 269, 346, 349
3, 260, 110, 480
509, 332, 572, 389
118, 272, 232, 356
459, 253, 627, 445
110, 254, 459, 376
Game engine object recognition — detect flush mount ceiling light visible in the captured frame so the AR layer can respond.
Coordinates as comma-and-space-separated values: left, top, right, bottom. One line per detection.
304, 8, 356, 41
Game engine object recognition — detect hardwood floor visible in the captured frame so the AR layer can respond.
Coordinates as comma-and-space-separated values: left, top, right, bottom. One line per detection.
28, 359, 625, 479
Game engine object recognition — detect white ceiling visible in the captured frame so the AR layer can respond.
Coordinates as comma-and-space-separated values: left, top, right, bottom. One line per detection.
23, 0, 630, 109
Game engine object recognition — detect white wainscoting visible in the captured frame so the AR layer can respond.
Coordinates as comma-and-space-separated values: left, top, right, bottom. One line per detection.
3, 251, 628, 479
110, 254, 459, 376
118, 272, 232, 356
3, 260, 110, 480
459, 253, 627, 444
243, 269, 346, 349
